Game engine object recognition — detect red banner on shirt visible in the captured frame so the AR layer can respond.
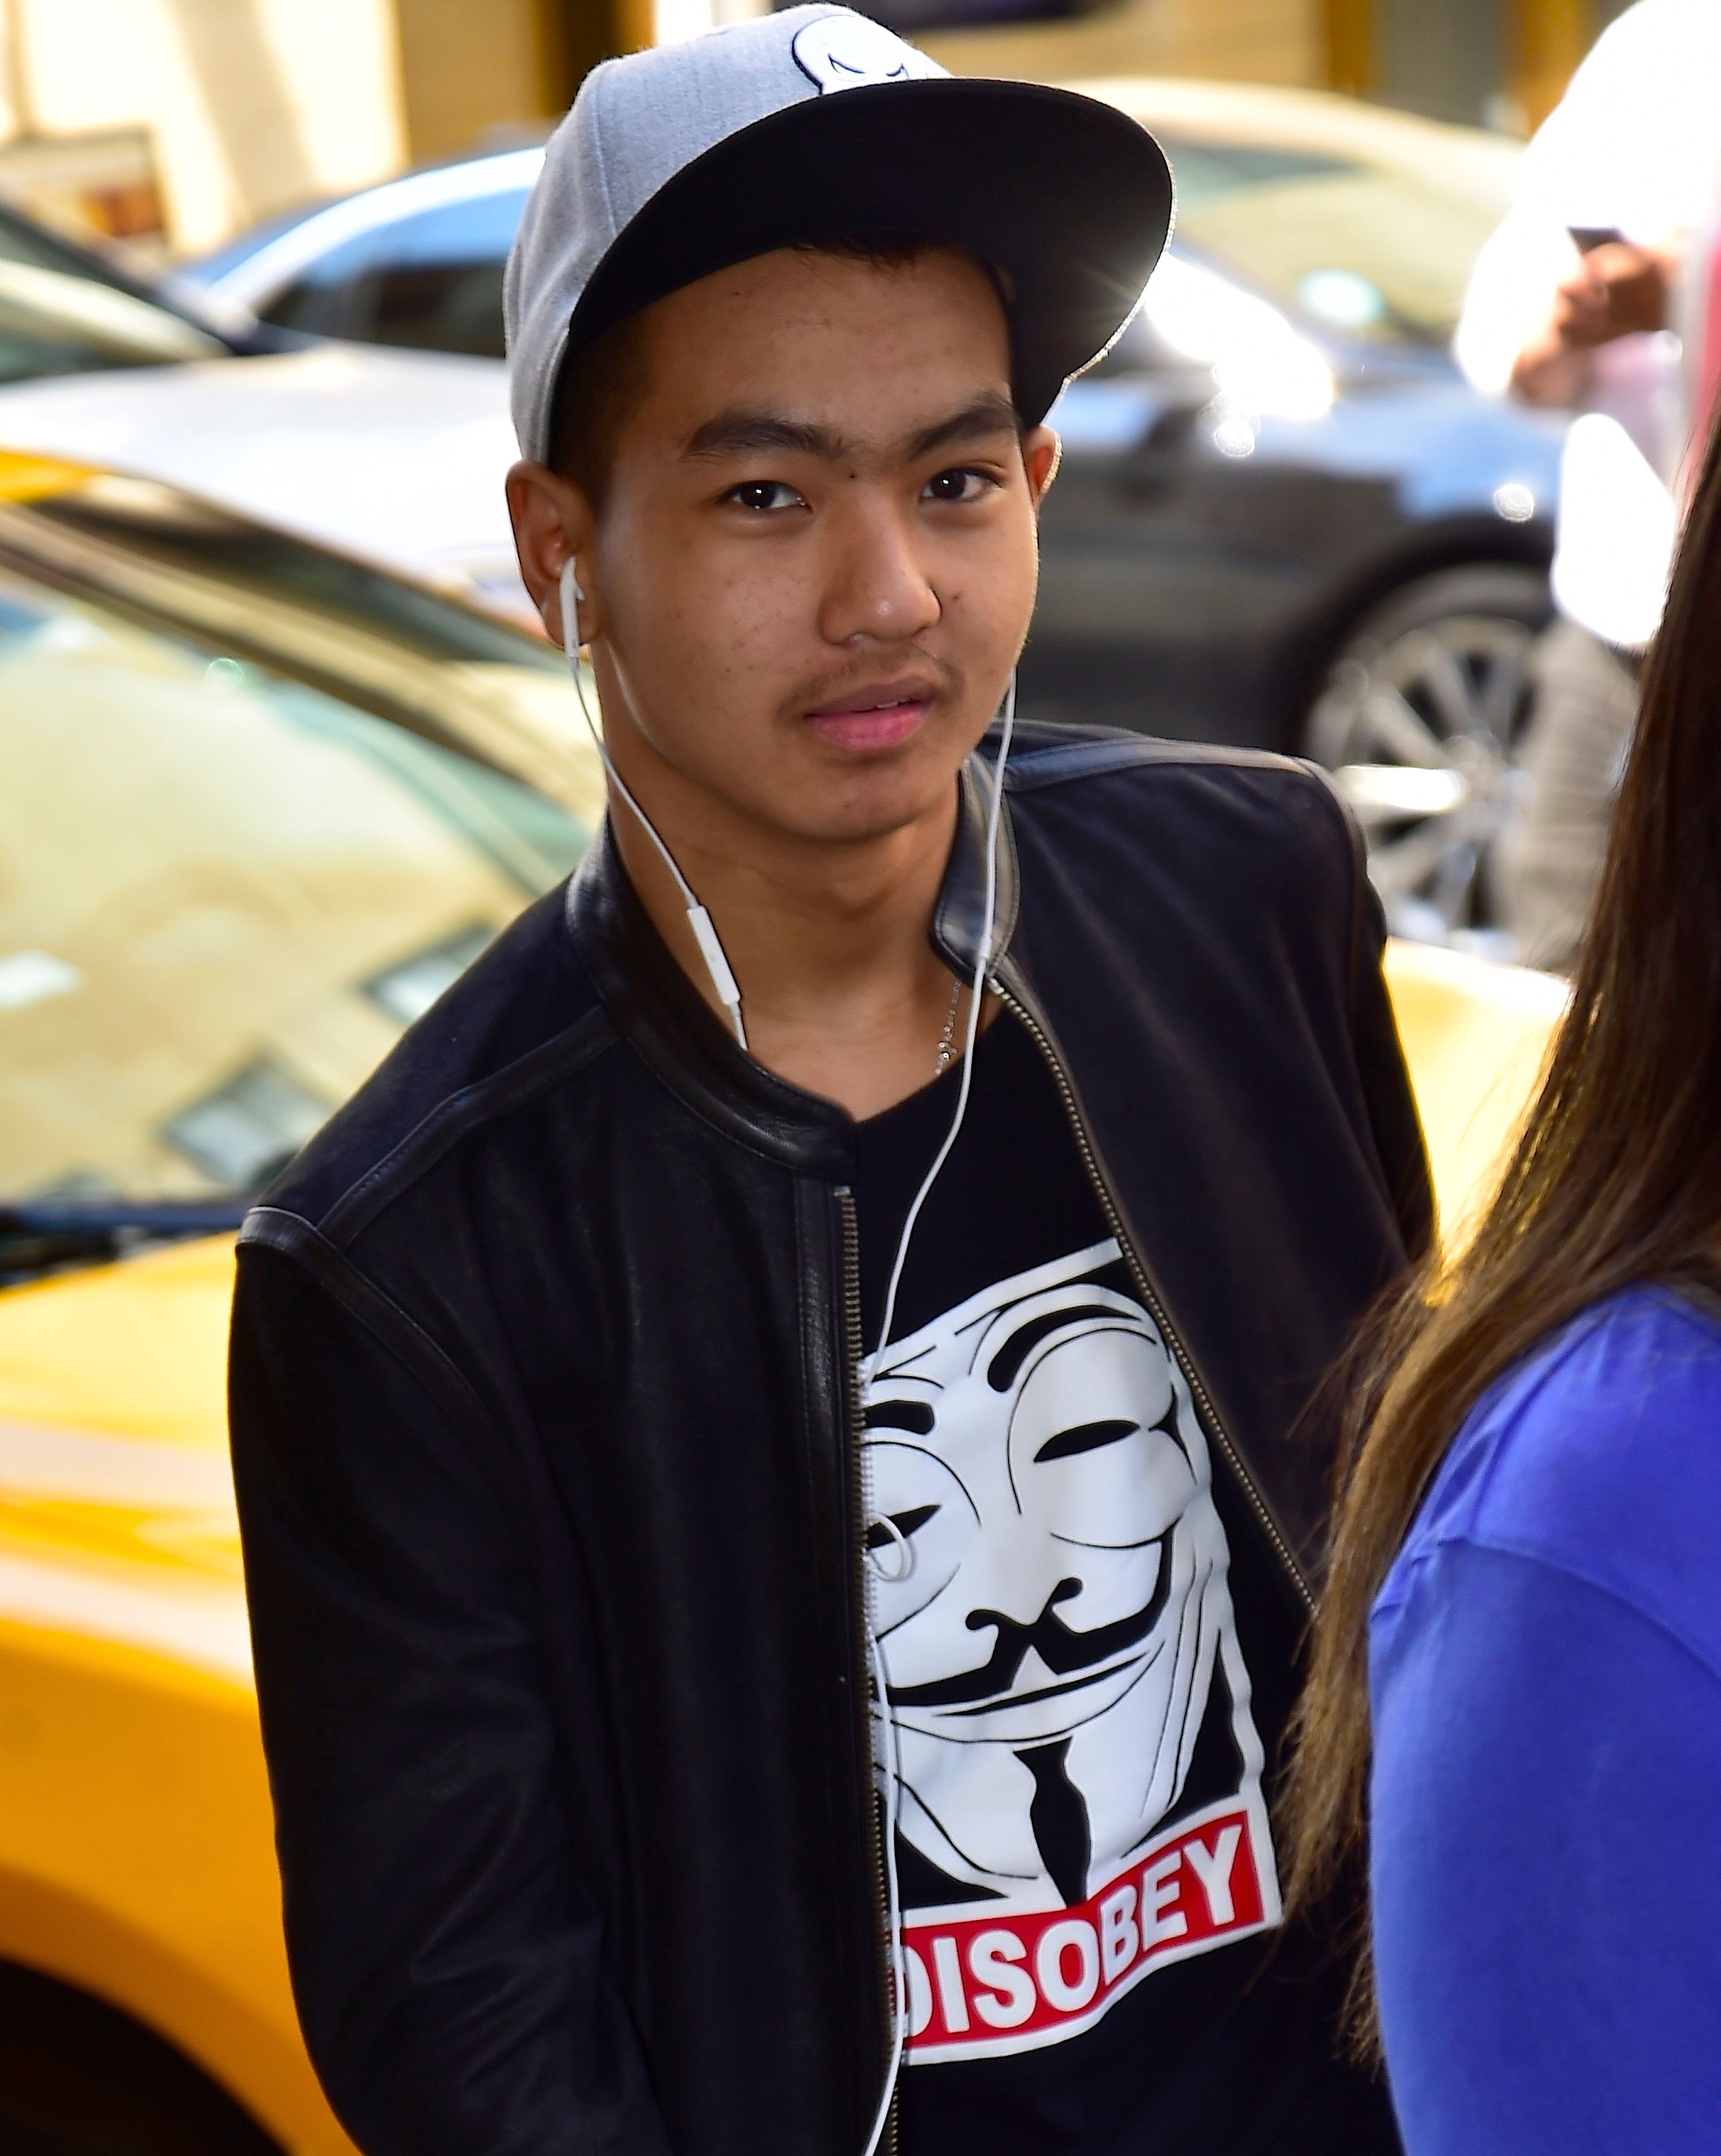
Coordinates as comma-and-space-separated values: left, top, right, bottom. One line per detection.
902, 1798, 1276, 2064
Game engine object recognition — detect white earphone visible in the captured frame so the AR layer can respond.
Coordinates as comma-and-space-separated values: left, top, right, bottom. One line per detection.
559, 555, 747, 1048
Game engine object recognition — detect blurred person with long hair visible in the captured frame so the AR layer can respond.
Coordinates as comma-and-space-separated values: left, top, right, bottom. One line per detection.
1286, 403, 1721, 2153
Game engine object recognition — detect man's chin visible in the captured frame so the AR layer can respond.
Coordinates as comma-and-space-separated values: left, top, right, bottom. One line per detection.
739, 755, 973, 850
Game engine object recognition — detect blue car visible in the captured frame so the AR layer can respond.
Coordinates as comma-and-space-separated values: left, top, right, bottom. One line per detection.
185, 84, 1565, 944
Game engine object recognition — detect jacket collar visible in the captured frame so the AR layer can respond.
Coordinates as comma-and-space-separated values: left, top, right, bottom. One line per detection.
562, 752, 1019, 1178
934, 746, 1021, 980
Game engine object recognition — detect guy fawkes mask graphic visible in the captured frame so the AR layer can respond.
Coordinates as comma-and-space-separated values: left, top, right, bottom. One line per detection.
862, 1239, 1261, 1909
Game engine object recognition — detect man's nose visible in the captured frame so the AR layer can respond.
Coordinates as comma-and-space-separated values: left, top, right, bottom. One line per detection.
817, 494, 941, 647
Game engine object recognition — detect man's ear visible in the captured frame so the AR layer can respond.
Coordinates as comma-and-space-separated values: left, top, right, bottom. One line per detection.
1022, 426, 1062, 512
505, 460, 601, 647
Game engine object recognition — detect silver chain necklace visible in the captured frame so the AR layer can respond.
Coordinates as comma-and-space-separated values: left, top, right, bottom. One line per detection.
934, 975, 964, 1077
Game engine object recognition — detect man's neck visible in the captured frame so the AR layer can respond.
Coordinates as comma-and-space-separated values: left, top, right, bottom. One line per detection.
606, 766, 967, 1122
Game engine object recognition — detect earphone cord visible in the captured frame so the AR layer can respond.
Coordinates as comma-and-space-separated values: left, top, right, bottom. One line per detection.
873, 668, 1015, 1365
559, 558, 747, 1048
859, 669, 1016, 2156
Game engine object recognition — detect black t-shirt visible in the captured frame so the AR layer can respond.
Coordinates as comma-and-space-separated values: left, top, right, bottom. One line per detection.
854, 1013, 1397, 2156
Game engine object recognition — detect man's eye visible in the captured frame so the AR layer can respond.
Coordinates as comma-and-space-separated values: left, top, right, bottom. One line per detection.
726, 480, 804, 512
922, 467, 994, 504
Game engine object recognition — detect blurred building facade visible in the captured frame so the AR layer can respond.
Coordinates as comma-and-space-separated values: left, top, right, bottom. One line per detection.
0, 0, 1647, 258
0, 0, 406, 255
1325, 0, 1636, 131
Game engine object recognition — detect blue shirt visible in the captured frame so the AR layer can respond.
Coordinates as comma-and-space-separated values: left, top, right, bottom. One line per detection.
1369, 1286, 1721, 2155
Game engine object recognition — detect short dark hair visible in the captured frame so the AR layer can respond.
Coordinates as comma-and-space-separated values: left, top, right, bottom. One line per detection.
547, 234, 1011, 508
549, 307, 656, 511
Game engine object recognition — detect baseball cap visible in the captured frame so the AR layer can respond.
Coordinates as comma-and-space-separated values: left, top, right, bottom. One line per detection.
504, 3, 1174, 465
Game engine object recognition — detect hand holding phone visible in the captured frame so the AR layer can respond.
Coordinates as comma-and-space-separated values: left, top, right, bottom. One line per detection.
1556, 231, 1669, 345
1512, 229, 1675, 402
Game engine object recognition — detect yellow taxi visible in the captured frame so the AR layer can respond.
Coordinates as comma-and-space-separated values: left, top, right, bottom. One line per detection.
0, 445, 598, 2152
0, 447, 1565, 2151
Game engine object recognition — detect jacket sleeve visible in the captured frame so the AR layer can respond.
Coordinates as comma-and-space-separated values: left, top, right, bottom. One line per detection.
228, 1230, 670, 2156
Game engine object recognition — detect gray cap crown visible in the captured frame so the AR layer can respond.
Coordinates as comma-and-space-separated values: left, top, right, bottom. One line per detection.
506, 6, 940, 464
505, 5, 1174, 465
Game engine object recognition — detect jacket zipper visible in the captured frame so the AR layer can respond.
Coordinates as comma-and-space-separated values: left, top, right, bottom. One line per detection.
995, 987, 1314, 1614
836, 1184, 899, 2156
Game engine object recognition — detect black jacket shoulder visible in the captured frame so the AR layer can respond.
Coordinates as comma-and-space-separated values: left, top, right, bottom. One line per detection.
1000, 722, 1372, 995
1004, 722, 1362, 888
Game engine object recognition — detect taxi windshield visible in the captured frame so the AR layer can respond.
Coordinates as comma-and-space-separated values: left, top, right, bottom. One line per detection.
0, 466, 599, 1216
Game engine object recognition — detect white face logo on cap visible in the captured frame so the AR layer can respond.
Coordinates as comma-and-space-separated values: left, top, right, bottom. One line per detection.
792, 13, 940, 94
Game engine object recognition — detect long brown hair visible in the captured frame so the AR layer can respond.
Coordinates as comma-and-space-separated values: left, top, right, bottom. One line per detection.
1284, 407, 1721, 2036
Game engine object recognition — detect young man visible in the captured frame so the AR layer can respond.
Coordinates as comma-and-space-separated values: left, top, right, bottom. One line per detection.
229, 13, 1429, 2155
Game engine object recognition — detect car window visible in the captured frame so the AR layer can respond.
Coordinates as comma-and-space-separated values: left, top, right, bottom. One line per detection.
0, 210, 225, 379
0, 519, 594, 1206
182, 198, 338, 286
1155, 131, 1503, 345
260, 188, 529, 360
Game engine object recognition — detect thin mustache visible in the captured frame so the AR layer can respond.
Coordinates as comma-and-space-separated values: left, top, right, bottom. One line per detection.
788, 658, 961, 719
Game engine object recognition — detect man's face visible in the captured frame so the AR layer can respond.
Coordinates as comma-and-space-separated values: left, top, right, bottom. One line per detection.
523, 246, 1054, 847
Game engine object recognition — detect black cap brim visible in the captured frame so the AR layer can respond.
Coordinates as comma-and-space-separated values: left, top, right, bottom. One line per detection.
563, 78, 1174, 426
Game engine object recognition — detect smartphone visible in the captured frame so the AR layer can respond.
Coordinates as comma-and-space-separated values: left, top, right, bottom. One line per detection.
1569, 225, 1625, 254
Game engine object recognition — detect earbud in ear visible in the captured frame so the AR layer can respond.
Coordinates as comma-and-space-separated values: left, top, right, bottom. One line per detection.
551, 546, 748, 1050
558, 556, 586, 663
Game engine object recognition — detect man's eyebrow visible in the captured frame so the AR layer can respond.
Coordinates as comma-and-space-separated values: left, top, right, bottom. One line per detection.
684, 411, 852, 461
683, 391, 1021, 466
906, 391, 1022, 461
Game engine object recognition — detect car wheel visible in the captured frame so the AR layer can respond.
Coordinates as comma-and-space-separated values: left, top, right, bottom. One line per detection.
1303, 565, 1552, 956
0, 1962, 282, 2156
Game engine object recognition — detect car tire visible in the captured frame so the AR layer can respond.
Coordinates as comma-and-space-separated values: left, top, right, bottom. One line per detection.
1302, 564, 1552, 955
0, 1962, 282, 2156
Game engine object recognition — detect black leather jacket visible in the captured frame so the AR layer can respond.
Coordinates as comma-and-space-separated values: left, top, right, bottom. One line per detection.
229, 725, 1431, 2156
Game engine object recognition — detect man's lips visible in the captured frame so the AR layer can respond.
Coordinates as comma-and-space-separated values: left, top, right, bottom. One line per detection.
804, 682, 935, 752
